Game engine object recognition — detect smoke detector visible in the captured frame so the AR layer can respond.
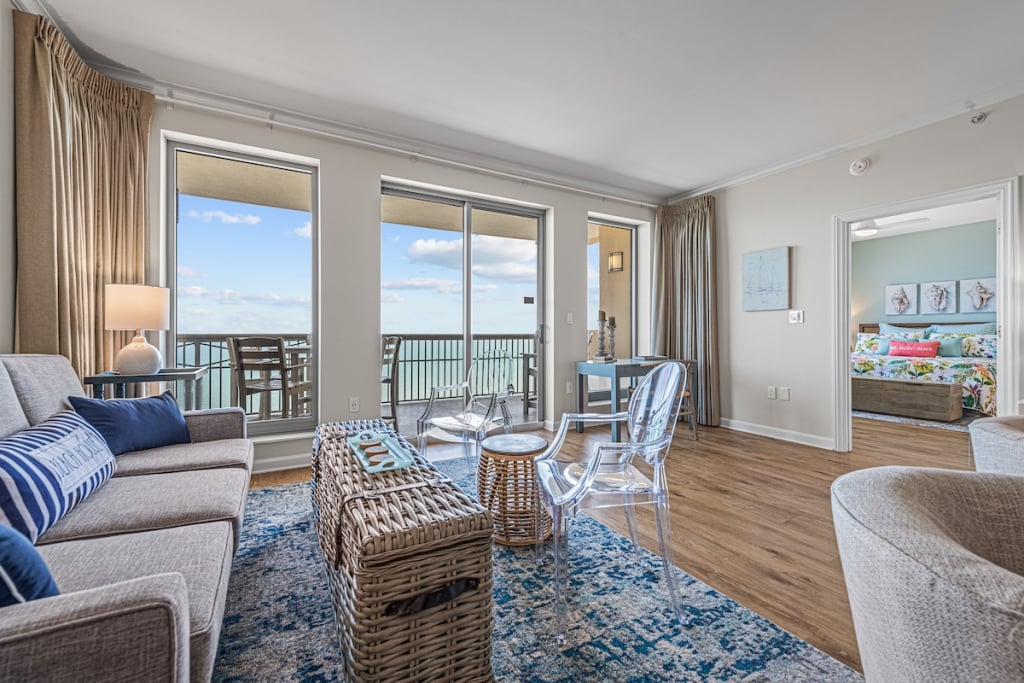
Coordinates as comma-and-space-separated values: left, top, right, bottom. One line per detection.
849, 158, 871, 176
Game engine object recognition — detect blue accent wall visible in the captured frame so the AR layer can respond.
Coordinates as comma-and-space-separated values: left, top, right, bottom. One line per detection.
852, 220, 996, 329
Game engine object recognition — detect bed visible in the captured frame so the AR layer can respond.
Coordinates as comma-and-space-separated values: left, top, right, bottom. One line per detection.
852, 322, 997, 416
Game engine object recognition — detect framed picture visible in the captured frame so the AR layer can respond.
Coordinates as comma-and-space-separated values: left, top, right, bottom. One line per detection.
885, 283, 918, 315
920, 281, 956, 314
959, 277, 996, 313
742, 246, 790, 311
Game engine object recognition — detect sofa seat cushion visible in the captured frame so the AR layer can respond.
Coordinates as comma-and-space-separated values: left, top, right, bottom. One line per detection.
39, 521, 233, 683
113, 438, 253, 477
36, 468, 248, 546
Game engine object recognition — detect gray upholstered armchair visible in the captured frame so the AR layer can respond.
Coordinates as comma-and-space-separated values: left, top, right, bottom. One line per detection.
969, 416, 1024, 475
831, 466, 1024, 682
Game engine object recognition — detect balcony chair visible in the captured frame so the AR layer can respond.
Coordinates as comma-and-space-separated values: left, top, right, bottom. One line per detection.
380, 335, 402, 431
534, 361, 687, 644
416, 351, 514, 466
228, 336, 311, 419
832, 466, 1024, 681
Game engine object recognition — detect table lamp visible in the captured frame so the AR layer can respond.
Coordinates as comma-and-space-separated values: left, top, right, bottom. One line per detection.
105, 284, 170, 374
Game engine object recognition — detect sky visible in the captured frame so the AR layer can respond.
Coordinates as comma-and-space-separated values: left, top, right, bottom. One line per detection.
381, 222, 538, 334
176, 194, 540, 335
176, 194, 313, 334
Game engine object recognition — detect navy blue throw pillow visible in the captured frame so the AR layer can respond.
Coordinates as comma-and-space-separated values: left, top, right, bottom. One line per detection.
0, 525, 59, 607
69, 391, 191, 456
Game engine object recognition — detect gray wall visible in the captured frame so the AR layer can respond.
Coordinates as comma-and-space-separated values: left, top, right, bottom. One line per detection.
852, 221, 997, 328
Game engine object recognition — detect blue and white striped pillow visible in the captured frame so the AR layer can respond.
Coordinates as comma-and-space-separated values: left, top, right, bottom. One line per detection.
0, 411, 115, 543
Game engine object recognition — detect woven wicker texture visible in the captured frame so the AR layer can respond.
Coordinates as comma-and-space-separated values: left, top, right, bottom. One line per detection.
478, 436, 552, 546
311, 420, 495, 683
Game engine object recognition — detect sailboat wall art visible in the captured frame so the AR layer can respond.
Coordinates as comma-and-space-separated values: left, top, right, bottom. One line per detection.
742, 246, 790, 311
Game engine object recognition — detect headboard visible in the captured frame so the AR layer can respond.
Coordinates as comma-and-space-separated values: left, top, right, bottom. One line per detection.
858, 322, 990, 334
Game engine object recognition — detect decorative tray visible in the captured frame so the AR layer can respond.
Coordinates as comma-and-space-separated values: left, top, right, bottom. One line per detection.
346, 431, 416, 473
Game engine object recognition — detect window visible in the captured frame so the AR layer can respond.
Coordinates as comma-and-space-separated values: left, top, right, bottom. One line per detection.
168, 142, 317, 434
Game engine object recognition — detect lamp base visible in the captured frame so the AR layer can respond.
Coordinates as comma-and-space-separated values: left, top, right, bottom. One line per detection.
115, 336, 163, 375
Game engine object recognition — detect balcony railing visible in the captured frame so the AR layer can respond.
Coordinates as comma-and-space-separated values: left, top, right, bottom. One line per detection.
174, 332, 535, 416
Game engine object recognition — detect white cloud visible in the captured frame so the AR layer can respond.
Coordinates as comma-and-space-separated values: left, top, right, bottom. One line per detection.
472, 262, 535, 283
381, 292, 406, 304
177, 264, 205, 278
382, 278, 461, 295
177, 285, 309, 307
407, 238, 462, 269
472, 284, 498, 292
186, 209, 261, 225
290, 221, 312, 238
471, 234, 535, 265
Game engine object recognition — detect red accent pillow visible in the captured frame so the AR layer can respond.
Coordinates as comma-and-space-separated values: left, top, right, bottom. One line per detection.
888, 340, 940, 358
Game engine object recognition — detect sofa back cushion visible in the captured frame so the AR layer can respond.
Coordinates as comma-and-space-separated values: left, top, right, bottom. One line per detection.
0, 411, 115, 542
0, 363, 30, 440
0, 355, 86, 425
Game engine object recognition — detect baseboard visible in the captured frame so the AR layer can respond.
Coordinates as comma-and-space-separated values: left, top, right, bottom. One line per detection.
253, 452, 310, 474
719, 418, 834, 451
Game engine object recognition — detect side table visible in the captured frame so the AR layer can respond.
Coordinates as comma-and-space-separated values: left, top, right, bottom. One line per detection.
477, 433, 552, 546
83, 367, 208, 411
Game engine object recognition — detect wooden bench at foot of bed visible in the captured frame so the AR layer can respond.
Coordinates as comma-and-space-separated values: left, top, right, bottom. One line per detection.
852, 376, 963, 422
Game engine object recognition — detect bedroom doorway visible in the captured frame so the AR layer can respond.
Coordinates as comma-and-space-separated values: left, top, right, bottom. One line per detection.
832, 179, 1020, 452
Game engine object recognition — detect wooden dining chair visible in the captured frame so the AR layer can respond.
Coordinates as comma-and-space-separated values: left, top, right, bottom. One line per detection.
380, 335, 402, 431
677, 359, 698, 440
228, 336, 312, 419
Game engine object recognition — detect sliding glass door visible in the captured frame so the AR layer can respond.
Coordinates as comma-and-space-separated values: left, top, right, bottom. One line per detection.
381, 187, 544, 434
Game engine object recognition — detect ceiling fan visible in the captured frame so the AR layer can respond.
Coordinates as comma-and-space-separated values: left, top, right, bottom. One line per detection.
851, 216, 931, 238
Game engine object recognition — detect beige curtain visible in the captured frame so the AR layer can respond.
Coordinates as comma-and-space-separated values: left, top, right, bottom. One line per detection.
13, 10, 155, 379
652, 195, 720, 426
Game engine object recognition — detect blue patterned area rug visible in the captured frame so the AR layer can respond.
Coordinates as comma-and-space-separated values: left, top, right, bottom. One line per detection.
214, 460, 861, 682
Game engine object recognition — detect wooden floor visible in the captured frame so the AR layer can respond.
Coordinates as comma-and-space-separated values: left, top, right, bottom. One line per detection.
250, 417, 973, 673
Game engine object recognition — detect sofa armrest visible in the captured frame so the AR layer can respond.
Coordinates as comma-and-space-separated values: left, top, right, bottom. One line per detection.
0, 573, 190, 683
185, 407, 247, 441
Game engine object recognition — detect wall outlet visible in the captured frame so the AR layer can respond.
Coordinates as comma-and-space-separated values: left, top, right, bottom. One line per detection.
779, 386, 791, 401
566, 312, 574, 325
768, 385, 777, 400
788, 309, 804, 324
566, 381, 573, 395
348, 396, 360, 413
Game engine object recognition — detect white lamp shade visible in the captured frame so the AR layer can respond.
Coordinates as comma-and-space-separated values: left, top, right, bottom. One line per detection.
105, 284, 170, 331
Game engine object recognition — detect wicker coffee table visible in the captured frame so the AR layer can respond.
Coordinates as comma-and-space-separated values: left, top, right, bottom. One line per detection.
477, 433, 552, 546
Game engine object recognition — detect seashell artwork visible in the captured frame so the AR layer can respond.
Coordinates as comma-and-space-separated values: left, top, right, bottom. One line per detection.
958, 277, 996, 313
890, 287, 910, 313
921, 281, 956, 313
884, 283, 918, 315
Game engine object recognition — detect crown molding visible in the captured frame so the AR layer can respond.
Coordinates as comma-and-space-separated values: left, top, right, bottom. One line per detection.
668, 80, 1024, 204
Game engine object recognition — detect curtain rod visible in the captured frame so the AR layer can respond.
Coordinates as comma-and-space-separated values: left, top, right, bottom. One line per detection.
155, 93, 658, 210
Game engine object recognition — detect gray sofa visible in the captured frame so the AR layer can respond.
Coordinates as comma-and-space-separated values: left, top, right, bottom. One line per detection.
969, 416, 1024, 475
832, 466, 1024, 682
0, 354, 253, 682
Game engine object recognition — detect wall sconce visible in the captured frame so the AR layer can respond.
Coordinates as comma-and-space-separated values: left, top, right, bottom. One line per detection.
607, 251, 623, 272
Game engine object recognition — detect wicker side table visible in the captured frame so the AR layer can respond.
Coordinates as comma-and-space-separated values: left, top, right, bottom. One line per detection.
477, 433, 552, 546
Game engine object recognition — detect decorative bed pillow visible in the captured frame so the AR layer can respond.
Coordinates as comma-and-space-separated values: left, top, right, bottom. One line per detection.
878, 323, 930, 339
931, 322, 997, 335
0, 525, 59, 606
0, 411, 116, 543
962, 335, 997, 359
888, 340, 940, 358
933, 337, 964, 357
69, 391, 191, 457
853, 334, 890, 355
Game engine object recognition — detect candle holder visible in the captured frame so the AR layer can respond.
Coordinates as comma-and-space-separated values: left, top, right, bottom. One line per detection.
608, 325, 616, 359
597, 320, 607, 357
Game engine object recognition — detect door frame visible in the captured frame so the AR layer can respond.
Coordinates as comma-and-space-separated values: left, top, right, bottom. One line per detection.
831, 178, 1020, 452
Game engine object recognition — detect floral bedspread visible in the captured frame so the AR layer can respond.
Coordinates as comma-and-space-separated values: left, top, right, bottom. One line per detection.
851, 354, 997, 416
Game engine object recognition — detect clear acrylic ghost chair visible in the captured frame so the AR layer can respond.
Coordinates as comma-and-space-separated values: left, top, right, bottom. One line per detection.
535, 361, 687, 644
416, 351, 514, 466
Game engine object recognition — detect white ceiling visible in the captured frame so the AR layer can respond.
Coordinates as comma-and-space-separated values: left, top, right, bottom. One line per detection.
22, 0, 1024, 203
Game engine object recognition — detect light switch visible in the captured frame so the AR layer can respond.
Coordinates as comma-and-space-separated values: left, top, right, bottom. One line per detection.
788, 310, 804, 324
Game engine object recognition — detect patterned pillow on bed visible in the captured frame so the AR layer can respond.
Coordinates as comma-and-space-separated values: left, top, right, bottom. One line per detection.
962, 335, 997, 359
878, 323, 930, 339
853, 334, 890, 355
